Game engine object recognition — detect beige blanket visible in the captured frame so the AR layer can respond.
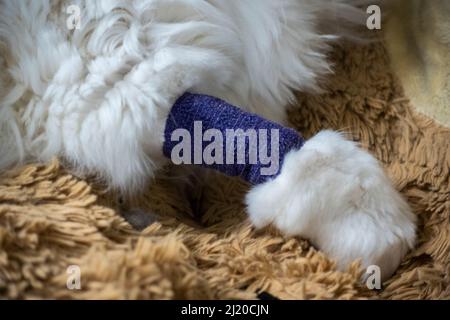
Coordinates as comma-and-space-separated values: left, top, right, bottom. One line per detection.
0, 43, 449, 299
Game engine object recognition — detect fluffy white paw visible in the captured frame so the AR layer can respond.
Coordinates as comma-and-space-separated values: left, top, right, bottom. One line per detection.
246, 130, 416, 281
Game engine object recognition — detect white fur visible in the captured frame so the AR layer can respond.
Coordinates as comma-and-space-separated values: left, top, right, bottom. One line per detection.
246, 131, 416, 281
0, 0, 368, 190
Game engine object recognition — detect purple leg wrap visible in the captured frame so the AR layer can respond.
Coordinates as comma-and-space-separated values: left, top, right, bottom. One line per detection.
163, 93, 304, 185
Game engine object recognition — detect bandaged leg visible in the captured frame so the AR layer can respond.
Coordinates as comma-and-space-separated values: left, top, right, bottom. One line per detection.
163, 93, 417, 281
163, 92, 305, 185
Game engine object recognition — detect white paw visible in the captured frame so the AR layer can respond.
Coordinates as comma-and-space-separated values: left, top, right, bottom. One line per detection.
246, 130, 416, 281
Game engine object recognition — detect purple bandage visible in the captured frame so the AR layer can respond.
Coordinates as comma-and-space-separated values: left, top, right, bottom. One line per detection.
163, 93, 304, 185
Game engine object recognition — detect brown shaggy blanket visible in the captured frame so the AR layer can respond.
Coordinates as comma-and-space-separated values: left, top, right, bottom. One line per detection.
0, 43, 449, 299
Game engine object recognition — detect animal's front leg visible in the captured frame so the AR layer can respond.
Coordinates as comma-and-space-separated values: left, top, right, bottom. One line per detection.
162, 92, 417, 281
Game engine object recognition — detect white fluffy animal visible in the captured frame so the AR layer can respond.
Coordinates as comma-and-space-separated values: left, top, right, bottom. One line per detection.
0, 0, 416, 281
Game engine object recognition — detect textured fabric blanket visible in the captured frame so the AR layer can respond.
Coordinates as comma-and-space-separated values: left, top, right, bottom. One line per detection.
0, 43, 449, 299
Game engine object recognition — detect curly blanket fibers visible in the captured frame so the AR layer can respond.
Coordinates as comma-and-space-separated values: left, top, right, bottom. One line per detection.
0, 43, 449, 299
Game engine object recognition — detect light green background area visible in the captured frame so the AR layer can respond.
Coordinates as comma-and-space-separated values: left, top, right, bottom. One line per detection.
385, 0, 450, 127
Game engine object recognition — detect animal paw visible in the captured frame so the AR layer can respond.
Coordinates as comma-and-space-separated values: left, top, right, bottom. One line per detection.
245, 130, 416, 281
